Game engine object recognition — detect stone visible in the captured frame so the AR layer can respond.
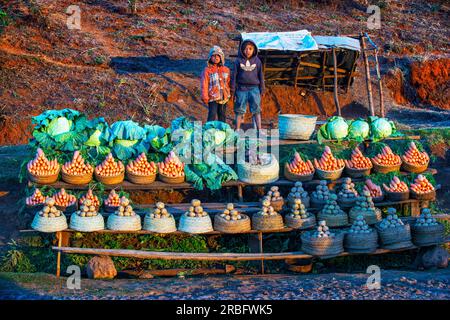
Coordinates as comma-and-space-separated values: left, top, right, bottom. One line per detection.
86, 256, 117, 279
422, 246, 448, 269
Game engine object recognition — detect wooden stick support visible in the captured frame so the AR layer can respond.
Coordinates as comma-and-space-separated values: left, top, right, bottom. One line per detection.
56, 231, 62, 278
332, 48, 341, 116
361, 34, 375, 116
374, 50, 385, 117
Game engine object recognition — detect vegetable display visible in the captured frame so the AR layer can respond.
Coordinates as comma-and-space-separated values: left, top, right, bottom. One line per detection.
368, 116, 397, 141
371, 145, 401, 166
126, 153, 157, 176
62, 151, 94, 176
185, 199, 208, 218
95, 153, 125, 177
311, 181, 332, 202
286, 152, 314, 175
410, 174, 434, 194
104, 190, 120, 207
287, 198, 309, 220
347, 119, 370, 141
158, 151, 185, 178
76, 199, 100, 217
263, 186, 283, 202
402, 142, 429, 166
345, 147, 372, 169
415, 209, 439, 227
348, 215, 372, 234
104, 120, 147, 161
26, 188, 46, 206
115, 197, 136, 217
383, 176, 408, 193
363, 179, 383, 198
79, 189, 100, 209
317, 116, 349, 142
219, 203, 244, 221
149, 202, 171, 219
27, 148, 59, 176
378, 208, 404, 229
313, 220, 334, 238
337, 178, 358, 201
53, 188, 77, 207
37, 197, 62, 218
314, 146, 344, 171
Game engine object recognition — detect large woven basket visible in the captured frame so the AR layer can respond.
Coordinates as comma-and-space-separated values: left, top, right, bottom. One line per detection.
386, 190, 410, 202
375, 223, 413, 250
410, 190, 436, 201
95, 171, 125, 185
401, 160, 429, 174
55, 202, 78, 214
411, 224, 445, 246
213, 214, 251, 233
344, 166, 371, 178
317, 212, 349, 227
344, 230, 378, 253
28, 168, 60, 184
31, 213, 68, 233
349, 208, 382, 225
61, 171, 93, 185
126, 170, 156, 185
143, 215, 177, 233
285, 214, 316, 230
106, 214, 141, 231
237, 153, 279, 185
178, 214, 213, 234
300, 232, 344, 258
252, 213, 284, 231
159, 172, 185, 184
315, 166, 344, 181
283, 163, 314, 182
69, 213, 105, 232
371, 161, 401, 174
279, 114, 317, 140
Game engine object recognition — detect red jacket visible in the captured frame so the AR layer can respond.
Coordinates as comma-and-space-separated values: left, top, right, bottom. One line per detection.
200, 64, 231, 104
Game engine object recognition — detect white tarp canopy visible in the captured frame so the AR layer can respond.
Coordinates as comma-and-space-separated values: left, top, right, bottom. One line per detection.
313, 36, 361, 52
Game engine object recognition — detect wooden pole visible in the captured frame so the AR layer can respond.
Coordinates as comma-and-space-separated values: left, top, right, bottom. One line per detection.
258, 232, 264, 274
374, 50, 385, 117
361, 34, 375, 116
56, 231, 62, 278
332, 48, 341, 116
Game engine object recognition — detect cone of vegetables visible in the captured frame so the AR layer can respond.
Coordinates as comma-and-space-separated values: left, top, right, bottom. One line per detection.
95, 153, 125, 185
284, 152, 315, 181
107, 196, 141, 231
103, 189, 121, 213
61, 150, 94, 184
158, 151, 185, 184
78, 189, 101, 211
53, 188, 78, 213
261, 186, 284, 212
344, 147, 372, 177
26, 188, 46, 208
31, 197, 68, 233
410, 174, 436, 200
214, 203, 251, 233
371, 145, 402, 173
383, 176, 409, 201
178, 199, 213, 234
27, 148, 60, 184
70, 198, 105, 232
126, 152, 157, 184
313, 146, 345, 180
143, 202, 177, 233
252, 198, 284, 231
363, 179, 384, 202
401, 142, 429, 173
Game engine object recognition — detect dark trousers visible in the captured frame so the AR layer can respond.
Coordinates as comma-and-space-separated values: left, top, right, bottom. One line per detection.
207, 101, 227, 123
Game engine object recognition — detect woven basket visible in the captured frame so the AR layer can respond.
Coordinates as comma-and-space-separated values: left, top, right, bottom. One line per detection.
310, 197, 328, 210
285, 214, 316, 230
344, 230, 378, 253
178, 214, 213, 234
411, 224, 445, 246
371, 161, 401, 174
349, 208, 382, 225
61, 171, 93, 185
337, 197, 358, 209
301, 232, 344, 258
317, 212, 349, 227
143, 215, 177, 233
28, 168, 60, 184
386, 190, 410, 202
283, 163, 314, 182
252, 213, 284, 231
315, 166, 344, 181
263, 198, 284, 212
237, 153, 279, 185
375, 223, 413, 250
69, 213, 105, 232
279, 114, 317, 140
106, 213, 142, 231
159, 172, 185, 184
213, 214, 251, 233
287, 195, 310, 209
95, 171, 125, 185
126, 170, 157, 185
344, 166, 371, 178
31, 213, 68, 233
410, 189, 436, 201
55, 202, 78, 214
401, 160, 429, 174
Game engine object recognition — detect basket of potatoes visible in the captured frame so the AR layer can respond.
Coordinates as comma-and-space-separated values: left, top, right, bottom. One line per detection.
348, 191, 382, 225
344, 215, 378, 253
69, 199, 105, 232
284, 197, 316, 230
143, 202, 176, 233
252, 198, 284, 231
31, 197, 68, 233
375, 208, 413, 250
317, 194, 349, 227
411, 208, 445, 246
286, 182, 310, 209
214, 203, 251, 233
178, 199, 213, 234
310, 180, 334, 210
300, 220, 344, 258
261, 186, 284, 212
106, 197, 141, 231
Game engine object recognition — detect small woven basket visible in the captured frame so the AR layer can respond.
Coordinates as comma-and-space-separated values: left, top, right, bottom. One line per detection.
386, 190, 410, 202
283, 163, 314, 182
300, 232, 345, 258
349, 208, 382, 225
315, 166, 344, 181
375, 223, 413, 250
143, 215, 177, 233
252, 213, 284, 231
159, 172, 185, 184
106, 214, 142, 231
317, 212, 349, 227
213, 214, 251, 233
55, 202, 78, 214
126, 170, 157, 185
285, 214, 316, 230
61, 171, 93, 185
28, 168, 60, 184
31, 213, 68, 233
69, 213, 105, 232
411, 223, 445, 246
371, 161, 401, 174
344, 230, 378, 253
401, 160, 429, 174
95, 171, 125, 185
263, 199, 284, 212
410, 189, 436, 201
344, 166, 371, 178
178, 214, 213, 234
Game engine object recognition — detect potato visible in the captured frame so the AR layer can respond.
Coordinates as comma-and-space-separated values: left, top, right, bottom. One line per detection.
226, 203, 234, 211
156, 202, 165, 209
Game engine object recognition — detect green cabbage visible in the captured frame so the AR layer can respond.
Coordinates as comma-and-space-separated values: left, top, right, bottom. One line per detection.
105, 120, 147, 160
348, 119, 370, 141
369, 116, 396, 141
317, 116, 348, 143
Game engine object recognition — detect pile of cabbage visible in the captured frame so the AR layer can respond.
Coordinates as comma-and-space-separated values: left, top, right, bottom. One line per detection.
317, 116, 397, 143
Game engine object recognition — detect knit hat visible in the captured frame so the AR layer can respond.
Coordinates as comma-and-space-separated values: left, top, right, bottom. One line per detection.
208, 46, 225, 65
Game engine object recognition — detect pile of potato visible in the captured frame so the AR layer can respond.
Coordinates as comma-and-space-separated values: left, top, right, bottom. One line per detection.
79, 189, 100, 208
185, 199, 208, 218
337, 177, 358, 200
348, 215, 371, 234
288, 182, 308, 202
378, 208, 404, 229
149, 202, 171, 219
415, 208, 439, 227
321, 194, 344, 215
312, 180, 332, 201
75, 199, 99, 217
352, 190, 376, 213
312, 220, 334, 238
263, 186, 282, 202
258, 198, 278, 216
37, 198, 62, 218
287, 198, 308, 219
114, 197, 136, 217
219, 203, 244, 221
